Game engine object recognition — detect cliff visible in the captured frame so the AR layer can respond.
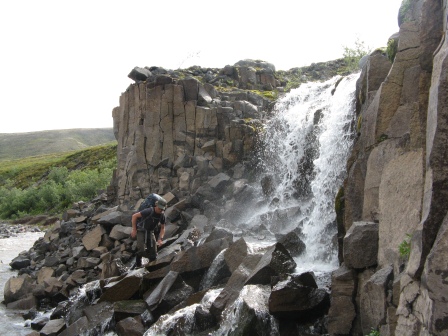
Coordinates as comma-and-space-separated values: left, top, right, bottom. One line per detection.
329, 0, 448, 335
109, 58, 348, 208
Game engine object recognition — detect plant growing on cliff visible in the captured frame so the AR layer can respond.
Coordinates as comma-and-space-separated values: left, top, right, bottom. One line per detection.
399, 233, 412, 258
342, 38, 371, 73
398, 0, 412, 26
387, 37, 398, 63
366, 328, 380, 336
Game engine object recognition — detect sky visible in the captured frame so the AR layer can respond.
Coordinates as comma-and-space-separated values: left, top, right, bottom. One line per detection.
0, 0, 403, 134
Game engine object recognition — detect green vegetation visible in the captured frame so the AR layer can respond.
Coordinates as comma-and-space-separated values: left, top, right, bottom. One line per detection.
0, 128, 115, 160
387, 37, 398, 63
399, 234, 412, 259
249, 89, 278, 101
398, 0, 412, 25
342, 38, 371, 73
0, 142, 117, 219
366, 328, 380, 336
356, 115, 363, 135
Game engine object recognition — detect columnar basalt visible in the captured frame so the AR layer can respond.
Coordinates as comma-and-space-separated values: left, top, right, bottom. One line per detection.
330, 0, 448, 335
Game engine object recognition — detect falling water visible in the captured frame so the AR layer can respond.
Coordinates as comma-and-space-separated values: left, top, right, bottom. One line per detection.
259, 74, 358, 270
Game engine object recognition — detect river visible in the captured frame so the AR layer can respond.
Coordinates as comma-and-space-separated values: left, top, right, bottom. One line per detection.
0, 231, 45, 336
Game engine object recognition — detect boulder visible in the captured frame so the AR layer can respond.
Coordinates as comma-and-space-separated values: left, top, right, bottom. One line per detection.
360, 265, 394, 334
343, 221, 378, 269
82, 225, 106, 251
99, 268, 147, 302
268, 273, 330, 321
113, 300, 147, 322
116, 317, 145, 336
223, 237, 248, 273
9, 255, 31, 270
109, 224, 132, 241
210, 254, 262, 319
128, 66, 152, 82
246, 243, 297, 285
327, 265, 357, 335
39, 318, 66, 336
4, 274, 34, 304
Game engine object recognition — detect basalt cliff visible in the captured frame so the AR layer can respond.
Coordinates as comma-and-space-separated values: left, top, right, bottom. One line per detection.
328, 0, 448, 335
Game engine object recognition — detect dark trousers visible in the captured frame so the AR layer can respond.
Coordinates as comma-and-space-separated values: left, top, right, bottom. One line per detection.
135, 230, 157, 266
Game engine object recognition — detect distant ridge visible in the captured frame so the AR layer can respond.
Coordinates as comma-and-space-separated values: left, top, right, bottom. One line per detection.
0, 128, 116, 160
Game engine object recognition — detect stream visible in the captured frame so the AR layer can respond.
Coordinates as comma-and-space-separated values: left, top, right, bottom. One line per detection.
0, 231, 44, 335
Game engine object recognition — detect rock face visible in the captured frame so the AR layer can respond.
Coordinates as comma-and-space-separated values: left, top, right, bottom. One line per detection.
330, 0, 448, 335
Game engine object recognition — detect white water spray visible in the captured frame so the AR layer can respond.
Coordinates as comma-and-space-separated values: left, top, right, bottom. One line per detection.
260, 74, 358, 269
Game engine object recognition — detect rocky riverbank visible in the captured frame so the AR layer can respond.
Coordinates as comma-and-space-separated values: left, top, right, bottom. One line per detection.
0, 223, 43, 239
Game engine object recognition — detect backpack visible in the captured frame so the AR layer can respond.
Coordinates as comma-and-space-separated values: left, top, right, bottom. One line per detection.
137, 193, 164, 235
138, 193, 163, 211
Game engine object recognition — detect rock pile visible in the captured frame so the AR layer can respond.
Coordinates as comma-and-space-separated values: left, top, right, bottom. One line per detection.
5, 189, 328, 335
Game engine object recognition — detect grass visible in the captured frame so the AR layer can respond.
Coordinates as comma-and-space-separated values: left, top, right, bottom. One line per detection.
0, 128, 115, 160
0, 141, 117, 189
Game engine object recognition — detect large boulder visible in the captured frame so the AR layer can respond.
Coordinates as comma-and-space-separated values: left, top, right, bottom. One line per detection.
4, 274, 35, 304
269, 273, 330, 321
343, 221, 378, 269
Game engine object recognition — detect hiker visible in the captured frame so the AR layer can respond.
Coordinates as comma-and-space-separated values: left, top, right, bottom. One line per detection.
130, 198, 167, 267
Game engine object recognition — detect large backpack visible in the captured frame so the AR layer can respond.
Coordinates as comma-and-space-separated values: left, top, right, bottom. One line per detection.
138, 193, 163, 212
137, 193, 164, 235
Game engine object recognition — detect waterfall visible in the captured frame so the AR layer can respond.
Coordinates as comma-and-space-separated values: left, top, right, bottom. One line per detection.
258, 74, 358, 270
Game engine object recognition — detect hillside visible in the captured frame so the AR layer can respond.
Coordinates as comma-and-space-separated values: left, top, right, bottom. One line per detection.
0, 141, 117, 190
0, 128, 116, 160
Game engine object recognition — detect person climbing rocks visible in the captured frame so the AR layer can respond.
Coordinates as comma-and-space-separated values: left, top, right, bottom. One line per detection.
130, 197, 167, 268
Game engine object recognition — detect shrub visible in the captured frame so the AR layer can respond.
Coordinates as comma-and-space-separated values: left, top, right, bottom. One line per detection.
342, 38, 371, 73
387, 37, 398, 63
0, 160, 114, 219
366, 328, 380, 336
398, 0, 412, 26
399, 233, 412, 258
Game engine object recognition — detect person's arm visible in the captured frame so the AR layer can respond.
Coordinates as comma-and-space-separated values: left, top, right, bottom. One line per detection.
157, 224, 165, 246
131, 212, 142, 239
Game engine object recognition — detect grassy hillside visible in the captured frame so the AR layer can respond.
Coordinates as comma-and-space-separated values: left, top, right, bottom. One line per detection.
0, 142, 117, 219
0, 142, 117, 190
0, 128, 116, 160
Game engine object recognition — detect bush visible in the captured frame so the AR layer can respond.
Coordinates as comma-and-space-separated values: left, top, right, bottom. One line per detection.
342, 38, 371, 73
0, 160, 114, 219
387, 37, 398, 63
399, 233, 412, 258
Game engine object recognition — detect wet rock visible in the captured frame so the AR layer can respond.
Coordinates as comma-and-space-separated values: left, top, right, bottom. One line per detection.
193, 305, 217, 332
170, 238, 230, 290
204, 226, 234, 244
99, 268, 147, 302
39, 318, 66, 336
210, 254, 262, 319
224, 237, 248, 273
276, 231, 306, 257
269, 273, 330, 321
30, 314, 50, 330
116, 316, 145, 336
9, 255, 31, 269
113, 300, 147, 322
58, 316, 89, 336
246, 243, 297, 285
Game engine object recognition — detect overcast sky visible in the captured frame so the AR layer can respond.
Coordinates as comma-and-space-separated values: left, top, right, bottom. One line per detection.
0, 0, 403, 134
